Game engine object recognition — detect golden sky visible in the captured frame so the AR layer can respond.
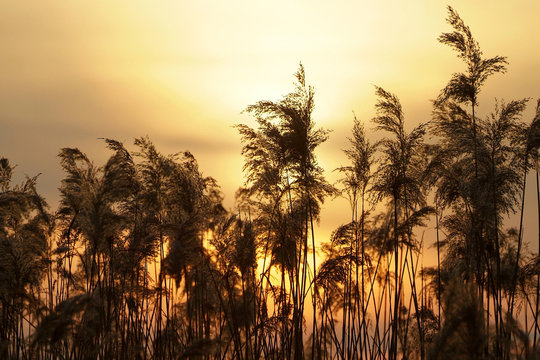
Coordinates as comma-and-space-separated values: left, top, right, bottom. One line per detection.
1, 0, 539, 252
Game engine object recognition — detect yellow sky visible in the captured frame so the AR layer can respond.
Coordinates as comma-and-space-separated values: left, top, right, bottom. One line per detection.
1, 0, 539, 256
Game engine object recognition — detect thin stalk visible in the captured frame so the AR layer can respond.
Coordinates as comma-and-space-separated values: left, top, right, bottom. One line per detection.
535, 170, 540, 350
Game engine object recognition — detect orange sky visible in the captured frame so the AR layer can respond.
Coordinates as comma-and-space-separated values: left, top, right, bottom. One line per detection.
1, 0, 539, 259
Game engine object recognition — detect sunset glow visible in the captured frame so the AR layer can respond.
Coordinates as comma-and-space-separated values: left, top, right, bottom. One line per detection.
2, 1, 538, 208
1, 1, 539, 358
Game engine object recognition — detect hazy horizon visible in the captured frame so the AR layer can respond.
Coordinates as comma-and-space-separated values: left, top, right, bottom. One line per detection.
2, 0, 539, 268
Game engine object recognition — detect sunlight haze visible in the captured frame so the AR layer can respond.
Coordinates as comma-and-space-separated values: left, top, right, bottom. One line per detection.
1, 0, 539, 249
